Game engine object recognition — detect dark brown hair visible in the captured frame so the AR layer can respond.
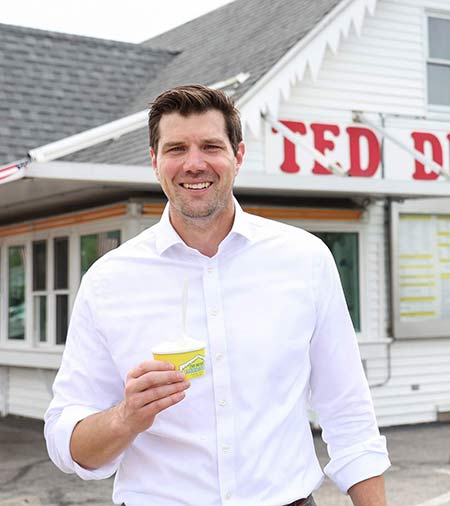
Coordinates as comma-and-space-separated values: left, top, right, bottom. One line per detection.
148, 84, 243, 155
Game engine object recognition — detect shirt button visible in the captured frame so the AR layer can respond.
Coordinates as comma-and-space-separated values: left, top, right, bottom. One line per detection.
219, 399, 227, 406
210, 308, 218, 317
225, 492, 232, 500
222, 445, 231, 454
216, 353, 224, 361
207, 266, 214, 273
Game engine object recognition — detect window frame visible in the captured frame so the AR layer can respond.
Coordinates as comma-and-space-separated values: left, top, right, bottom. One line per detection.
391, 198, 450, 339
425, 11, 450, 112
2, 242, 30, 347
0, 217, 126, 353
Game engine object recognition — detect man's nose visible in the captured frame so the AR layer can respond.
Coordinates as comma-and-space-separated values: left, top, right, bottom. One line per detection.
183, 147, 206, 171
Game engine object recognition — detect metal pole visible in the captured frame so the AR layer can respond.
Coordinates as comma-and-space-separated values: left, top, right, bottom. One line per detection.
354, 112, 450, 180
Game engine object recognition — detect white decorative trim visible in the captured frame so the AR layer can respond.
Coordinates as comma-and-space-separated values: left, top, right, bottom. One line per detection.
237, 0, 379, 136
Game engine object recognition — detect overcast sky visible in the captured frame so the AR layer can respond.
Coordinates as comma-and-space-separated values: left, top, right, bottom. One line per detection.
0, 0, 235, 42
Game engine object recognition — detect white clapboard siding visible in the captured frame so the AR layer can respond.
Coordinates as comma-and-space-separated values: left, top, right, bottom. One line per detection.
366, 339, 450, 426
241, 130, 265, 173
8, 367, 55, 419
284, 0, 429, 117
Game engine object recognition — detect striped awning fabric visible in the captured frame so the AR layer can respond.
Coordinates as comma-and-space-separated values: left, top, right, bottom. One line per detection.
0, 159, 29, 184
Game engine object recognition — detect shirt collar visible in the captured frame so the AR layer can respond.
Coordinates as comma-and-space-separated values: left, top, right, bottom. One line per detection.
155, 197, 254, 256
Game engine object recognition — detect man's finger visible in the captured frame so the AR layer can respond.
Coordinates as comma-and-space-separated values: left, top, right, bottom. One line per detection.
138, 381, 190, 406
128, 370, 186, 394
143, 391, 187, 416
127, 360, 174, 380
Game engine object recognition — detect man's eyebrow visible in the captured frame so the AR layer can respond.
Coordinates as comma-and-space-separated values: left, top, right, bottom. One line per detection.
161, 141, 185, 150
203, 138, 227, 145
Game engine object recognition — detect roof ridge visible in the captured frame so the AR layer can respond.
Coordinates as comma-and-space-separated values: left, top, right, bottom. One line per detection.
0, 21, 157, 48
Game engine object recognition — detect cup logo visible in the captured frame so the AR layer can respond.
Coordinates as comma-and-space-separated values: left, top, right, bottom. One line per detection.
179, 355, 206, 378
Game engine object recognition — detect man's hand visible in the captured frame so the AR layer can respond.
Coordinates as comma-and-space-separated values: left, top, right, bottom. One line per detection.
70, 360, 190, 470
116, 360, 190, 436
348, 475, 387, 506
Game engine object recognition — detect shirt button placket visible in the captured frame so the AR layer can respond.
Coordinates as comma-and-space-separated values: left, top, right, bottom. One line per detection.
203, 259, 237, 504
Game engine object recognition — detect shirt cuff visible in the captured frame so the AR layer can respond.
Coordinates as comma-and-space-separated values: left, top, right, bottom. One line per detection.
54, 405, 121, 480
324, 435, 391, 493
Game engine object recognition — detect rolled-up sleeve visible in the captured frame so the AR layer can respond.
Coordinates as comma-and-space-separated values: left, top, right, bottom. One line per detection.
309, 243, 390, 493
44, 273, 124, 480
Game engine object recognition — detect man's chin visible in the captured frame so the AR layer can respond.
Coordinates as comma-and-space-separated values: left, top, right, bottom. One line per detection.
180, 206, 216, 219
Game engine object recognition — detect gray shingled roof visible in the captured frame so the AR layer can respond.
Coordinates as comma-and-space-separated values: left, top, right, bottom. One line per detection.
0, 23, 174, 165
64, 0, 343, 166
137, 0, 343, 106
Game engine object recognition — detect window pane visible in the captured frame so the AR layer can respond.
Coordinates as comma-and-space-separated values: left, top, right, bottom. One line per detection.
428, 63, 450, 106
80, 230, 121, 278
56, 294, 68, 345
8, 246, 26, 340
54, 237, 69, 289
34, 295, 47, 342
33, 240, 47, 291
80, 234, 97, 278
429, 17, 450, 60
313, 232, 361, 332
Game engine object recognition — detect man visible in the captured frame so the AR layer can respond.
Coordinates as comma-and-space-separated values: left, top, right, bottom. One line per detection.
45, 85, 390, 506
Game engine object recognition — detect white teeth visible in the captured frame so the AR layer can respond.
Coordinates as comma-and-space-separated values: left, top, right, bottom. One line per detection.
182, 182, 211, 189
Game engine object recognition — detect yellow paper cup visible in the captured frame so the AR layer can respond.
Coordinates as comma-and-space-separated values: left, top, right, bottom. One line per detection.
153, 347, 206, 380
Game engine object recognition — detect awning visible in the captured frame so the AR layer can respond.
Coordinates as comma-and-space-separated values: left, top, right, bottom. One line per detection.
1, 156, 450, 224
0, 160, 159, 224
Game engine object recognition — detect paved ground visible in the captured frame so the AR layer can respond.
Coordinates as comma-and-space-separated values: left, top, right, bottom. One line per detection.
0, 416, 449, 505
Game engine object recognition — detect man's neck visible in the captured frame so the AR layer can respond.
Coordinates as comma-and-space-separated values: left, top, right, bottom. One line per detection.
169, 204, 235, 258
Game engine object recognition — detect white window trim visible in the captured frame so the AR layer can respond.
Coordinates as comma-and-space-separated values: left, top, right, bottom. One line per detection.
424, 9, 450, 115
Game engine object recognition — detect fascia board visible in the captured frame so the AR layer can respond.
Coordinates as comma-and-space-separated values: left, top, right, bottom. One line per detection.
234, 172, 450, 199
26, 161, 158, 186
20, 162, 450, 199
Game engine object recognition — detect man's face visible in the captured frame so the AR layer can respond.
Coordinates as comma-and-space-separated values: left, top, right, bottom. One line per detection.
150, 110, 245, 224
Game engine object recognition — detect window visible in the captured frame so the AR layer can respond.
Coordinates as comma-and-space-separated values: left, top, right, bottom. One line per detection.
8, 246, 26, 340
80, 230, 121, 278
313, 232, 361, 332
0, 204, 125, 351
391, 199, 450, 339
427, 16, 450, 106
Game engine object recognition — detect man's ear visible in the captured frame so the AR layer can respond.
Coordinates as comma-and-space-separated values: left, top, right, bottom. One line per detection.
234, 141, 245, 176
150, 148, 159, 180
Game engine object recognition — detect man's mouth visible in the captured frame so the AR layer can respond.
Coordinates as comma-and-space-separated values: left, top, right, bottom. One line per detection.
181, 182, 212, 190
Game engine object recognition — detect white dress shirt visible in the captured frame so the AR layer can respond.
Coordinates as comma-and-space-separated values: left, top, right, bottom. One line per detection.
44, 200, 390, 506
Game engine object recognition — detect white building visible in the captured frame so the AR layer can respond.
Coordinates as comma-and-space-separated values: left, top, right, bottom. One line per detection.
0, 0, 449, 426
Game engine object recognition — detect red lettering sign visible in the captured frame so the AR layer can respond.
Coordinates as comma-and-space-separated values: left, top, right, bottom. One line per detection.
271, 119, 448, 180
411, 132, 442, 180
346, 127, 380, 177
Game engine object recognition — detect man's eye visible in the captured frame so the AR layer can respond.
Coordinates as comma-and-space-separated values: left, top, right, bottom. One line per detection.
205, 144, 220, 150
169, 146, 184, 152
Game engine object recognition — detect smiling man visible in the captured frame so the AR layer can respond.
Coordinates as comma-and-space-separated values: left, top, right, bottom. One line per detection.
45, 85, 390, 506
